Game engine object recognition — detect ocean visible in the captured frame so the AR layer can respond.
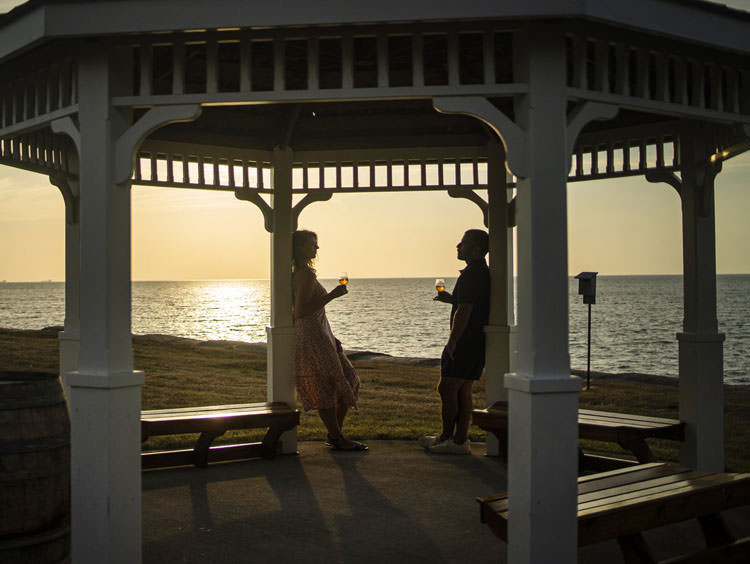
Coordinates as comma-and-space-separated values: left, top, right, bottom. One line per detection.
1, 275, 748, 384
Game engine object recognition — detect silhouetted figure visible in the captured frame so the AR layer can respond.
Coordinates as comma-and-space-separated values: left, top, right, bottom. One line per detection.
421, 229, 490, 454
292, 230, 367, 451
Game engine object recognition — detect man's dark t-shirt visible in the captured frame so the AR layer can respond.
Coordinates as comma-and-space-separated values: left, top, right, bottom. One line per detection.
442, 258, 490, 379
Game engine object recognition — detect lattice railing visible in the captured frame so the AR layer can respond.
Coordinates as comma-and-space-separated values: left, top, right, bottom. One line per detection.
566, 27, 750, 120
569, 135, 677, 181
133, 151, 491, 193
131, 133, 682, 192
112, 23, 520, 105
0, 56, 78, 135
0, 131, 70, 175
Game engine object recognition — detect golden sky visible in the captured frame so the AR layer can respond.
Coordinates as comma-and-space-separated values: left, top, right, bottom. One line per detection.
1, 152, 749, 281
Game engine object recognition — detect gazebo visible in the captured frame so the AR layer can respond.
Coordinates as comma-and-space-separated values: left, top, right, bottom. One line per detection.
1, 0, 749, 562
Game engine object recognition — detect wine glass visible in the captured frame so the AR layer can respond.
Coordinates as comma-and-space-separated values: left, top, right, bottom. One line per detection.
435, 278, 446, 293
338, 272, 349, 286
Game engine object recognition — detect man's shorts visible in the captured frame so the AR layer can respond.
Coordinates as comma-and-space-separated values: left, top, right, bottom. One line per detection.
440, 348, 485, 381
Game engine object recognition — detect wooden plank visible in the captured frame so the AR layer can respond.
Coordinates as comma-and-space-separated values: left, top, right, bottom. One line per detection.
478, 464, 750, 549
141, 442, 268, 469
143, 413, 299, 437
474, 404, 684, 463
578, 463, 686, 488
578, 476, 750, 545
142, 402, 295, 418
579, 409, 681, 427
578, 473, 719, 512
142, 407, 296, 421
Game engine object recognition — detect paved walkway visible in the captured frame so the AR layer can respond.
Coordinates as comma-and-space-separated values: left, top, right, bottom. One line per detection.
142, 441, 750, 564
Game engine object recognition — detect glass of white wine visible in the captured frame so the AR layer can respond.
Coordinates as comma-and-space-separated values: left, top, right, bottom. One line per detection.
339, 272, 349, 286
435, 278, 446, 293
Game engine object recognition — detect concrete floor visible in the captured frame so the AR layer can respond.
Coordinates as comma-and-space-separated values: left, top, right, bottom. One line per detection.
142, 441, 750, 564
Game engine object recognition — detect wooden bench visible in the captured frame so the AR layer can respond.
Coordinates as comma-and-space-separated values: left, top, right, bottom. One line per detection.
478, 463, 750, 563
141, 402, 300, 469
473, 401, 685, 466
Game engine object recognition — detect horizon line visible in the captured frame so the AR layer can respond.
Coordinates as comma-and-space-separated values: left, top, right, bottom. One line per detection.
3, 273, 750, 283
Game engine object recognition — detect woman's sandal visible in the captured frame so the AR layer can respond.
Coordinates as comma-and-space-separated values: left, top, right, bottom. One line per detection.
326, 436, 368, 451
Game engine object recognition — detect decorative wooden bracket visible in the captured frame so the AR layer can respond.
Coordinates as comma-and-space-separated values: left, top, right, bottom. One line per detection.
51, 116, 81, 155
645, 170, 682, 196
292, 191, 333, 231
433, 96, 528, 179
114, 104, 202, 184
566, 102, 619, 170
448, 186, 488, 227
646, 161, 721, 218
48, 171, 80, 225
235, 188, 273, 232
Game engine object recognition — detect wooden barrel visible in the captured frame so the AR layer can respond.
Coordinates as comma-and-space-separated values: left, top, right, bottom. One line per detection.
0, 371, 70, 563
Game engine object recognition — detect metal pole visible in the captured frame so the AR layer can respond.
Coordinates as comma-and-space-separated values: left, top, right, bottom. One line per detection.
586, 302, 592, 390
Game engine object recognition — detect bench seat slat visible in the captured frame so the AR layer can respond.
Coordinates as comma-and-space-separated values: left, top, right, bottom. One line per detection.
474, 403, 685, 463
478, 464, 750, 551
477, 464, 690, 516
140, 401, 300, 468
142, 402, 294, 419
578, 472, 711, 507
578, 408, 682, 426
578, 473, 728, 513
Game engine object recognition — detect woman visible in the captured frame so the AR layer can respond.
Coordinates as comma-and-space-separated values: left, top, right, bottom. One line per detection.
292, 229, 367, 451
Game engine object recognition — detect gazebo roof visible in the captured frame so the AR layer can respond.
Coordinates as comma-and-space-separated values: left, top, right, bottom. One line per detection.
1, 0, 748, 191
1, 0, 750, 63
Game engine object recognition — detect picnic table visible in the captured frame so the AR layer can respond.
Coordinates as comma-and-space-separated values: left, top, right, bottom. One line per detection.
478, 462, 750, 563
141, 402, 300, 469
473, 401, 684, 466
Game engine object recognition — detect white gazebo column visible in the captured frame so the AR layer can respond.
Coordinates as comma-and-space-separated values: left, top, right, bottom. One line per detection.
49, 171, 80, 397
267, 145, 297, 453
434, 29, 581, 560
67, 50, 144, 564
506, 27, 580, 564
677, 129, 725, 472
484, 140, 515, 456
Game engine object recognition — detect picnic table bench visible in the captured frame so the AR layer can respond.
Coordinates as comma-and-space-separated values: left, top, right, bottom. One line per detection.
473, 401, 685, 466
141, 402, 300, 469
478, 462, 750, 563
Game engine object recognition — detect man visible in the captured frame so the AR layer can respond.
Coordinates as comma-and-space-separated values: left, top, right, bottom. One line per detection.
421, 229, 490, 454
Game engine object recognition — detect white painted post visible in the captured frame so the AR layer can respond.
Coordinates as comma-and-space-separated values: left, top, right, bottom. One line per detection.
267, 145, 298, 453
66, 50, 144, 564
484, 140, 514, 456
505, 27, 580, 564
677, 128, 725, 472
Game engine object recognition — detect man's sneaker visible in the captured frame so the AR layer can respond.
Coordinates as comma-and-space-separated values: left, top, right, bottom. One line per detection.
428, 438, 471, 455
419, 434, 443, 449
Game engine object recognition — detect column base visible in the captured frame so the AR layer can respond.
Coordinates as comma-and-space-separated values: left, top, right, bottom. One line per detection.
505, 374, 580, 564
677, 331, 725, 472
67, 369, 144, 564
266, 326, 297, 454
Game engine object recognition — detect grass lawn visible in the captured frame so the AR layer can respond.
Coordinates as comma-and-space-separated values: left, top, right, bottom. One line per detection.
3, 327, 749, 471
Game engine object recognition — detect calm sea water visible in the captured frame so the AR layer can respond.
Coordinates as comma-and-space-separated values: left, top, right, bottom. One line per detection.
1, 276, 748, 384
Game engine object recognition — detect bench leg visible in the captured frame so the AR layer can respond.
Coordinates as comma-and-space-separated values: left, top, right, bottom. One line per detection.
261, 423, 297, 459
193, 430, 226, 468
617, 434, 654, 463
478, 428, 507, 459
699, 514, 735, 547
617, 533, 658, 564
